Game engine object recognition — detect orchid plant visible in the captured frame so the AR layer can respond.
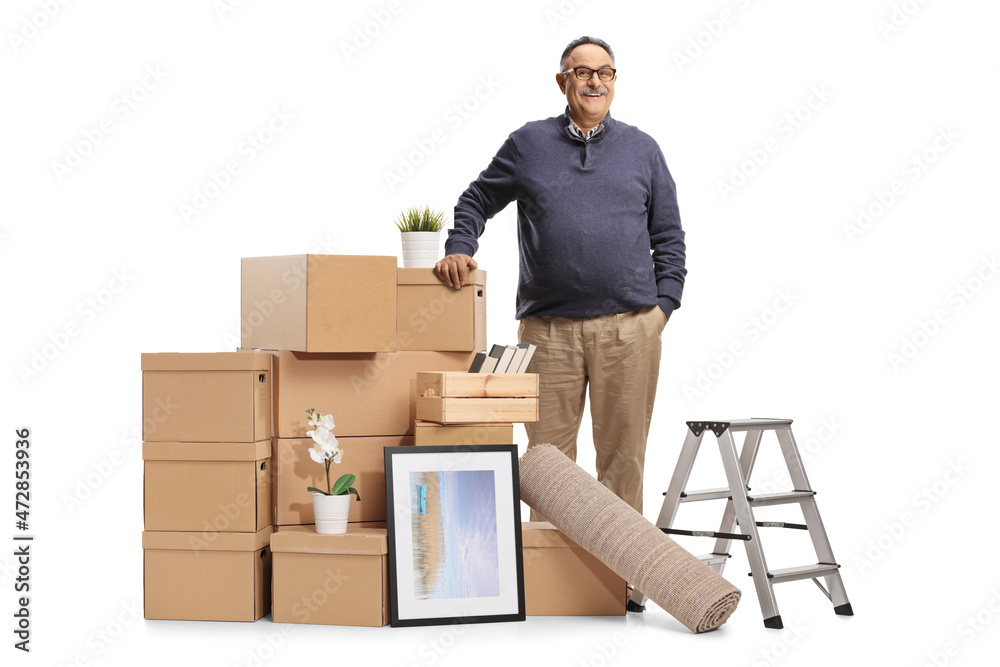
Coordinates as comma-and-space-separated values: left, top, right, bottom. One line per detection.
305, 409, 360, 499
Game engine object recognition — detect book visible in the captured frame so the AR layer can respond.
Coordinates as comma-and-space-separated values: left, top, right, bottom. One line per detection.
480, 344, 505, 373
507, 342, 530, 373
479, 355, 499, 373
515, 343, 537, 372
493, 345, 517, 373
467, 351, 488, 373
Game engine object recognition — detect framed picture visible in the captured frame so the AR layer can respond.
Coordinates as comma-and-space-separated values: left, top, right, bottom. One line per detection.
384, 444, 525, 627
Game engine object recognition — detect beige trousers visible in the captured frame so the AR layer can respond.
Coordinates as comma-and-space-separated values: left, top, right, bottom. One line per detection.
519, 305, 665, 517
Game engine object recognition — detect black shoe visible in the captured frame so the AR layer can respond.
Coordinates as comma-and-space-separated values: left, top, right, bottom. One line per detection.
625, 584, 645, 612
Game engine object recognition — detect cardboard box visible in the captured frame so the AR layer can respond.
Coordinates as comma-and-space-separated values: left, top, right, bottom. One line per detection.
143, 527, 272, 621
143, 441, 271, 532
141, 352, 271, 443
397, 268, 486, 351
521, 522, 627, 616
416, 397, 538, 424
241, 255, 397, 352
413, 421, 514, 446
417, 371, 538, 398
273, 435, 412, 526
271, 525, 388, 627
269, 350, 477, 437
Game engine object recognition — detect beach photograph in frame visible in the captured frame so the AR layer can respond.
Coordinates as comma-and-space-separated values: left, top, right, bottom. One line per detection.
384, 445, 525, 627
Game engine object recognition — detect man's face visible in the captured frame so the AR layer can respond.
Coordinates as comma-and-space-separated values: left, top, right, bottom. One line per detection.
556, 44, 615, 126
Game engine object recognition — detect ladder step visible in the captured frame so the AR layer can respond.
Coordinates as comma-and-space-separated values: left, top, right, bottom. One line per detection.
727, 418, 793, 431
751, 563, 842, 584
746, 490, 816, 507
697, 553, 731, 568
678, 487, 733, 502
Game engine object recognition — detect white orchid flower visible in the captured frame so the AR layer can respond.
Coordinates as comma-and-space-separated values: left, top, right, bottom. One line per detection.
308, 443, 331, 463
307, 425, 336, 447
307, 412, 336, 430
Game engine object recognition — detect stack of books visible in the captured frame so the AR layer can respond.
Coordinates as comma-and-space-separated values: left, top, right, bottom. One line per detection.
468, 343, 537, 373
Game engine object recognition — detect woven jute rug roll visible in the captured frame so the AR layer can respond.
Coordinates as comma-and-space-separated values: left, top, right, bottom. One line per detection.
519, 444, 741, 632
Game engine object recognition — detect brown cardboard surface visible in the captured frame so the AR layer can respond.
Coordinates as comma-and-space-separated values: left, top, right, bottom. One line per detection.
274, 436, 412, 525
270, 524, 387, 554
241, 255, 397, 353
142, 527, 272, 551
143, 441, 271, 532
271, 525, 389, 626
274, 521, 386, 532
397, 268, 487, 351
269, 350, 477, 437
141, 352, 272, 372
143, 440, 271, 462
141, 352, 271, 442
413, 421, 514, 446
142, 527, 272, 622
241, 255, 309, 352
521, 522, 627, 616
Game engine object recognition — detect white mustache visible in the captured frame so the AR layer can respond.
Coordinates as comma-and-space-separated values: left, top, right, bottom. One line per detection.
579, 86, 608, 97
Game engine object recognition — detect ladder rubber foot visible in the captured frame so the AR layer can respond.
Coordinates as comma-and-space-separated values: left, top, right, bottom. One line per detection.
626, 600, 645, 613
763, 615, 783, 629
834, 603, 854, 616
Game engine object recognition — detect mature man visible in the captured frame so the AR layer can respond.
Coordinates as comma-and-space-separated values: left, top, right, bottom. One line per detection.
435, 36, 686, 515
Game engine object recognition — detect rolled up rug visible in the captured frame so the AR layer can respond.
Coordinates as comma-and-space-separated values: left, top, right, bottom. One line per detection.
518, 444, 741, 633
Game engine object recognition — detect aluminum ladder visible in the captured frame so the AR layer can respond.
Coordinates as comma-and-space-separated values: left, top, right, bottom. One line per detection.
629, 418, 853, 629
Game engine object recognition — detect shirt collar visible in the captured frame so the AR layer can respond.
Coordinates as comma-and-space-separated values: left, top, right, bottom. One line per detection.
564, 107, 608, 141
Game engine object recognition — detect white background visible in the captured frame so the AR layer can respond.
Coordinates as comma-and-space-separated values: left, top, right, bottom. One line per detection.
3, 1, 999, 665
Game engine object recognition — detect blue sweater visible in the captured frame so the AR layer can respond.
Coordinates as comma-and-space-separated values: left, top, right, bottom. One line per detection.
447, 110, 686, 320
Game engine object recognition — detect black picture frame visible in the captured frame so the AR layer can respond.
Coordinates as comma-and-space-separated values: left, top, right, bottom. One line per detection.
384, 444, 525, 627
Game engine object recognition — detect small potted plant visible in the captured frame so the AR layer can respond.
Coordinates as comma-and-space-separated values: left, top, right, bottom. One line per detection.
395, 205, 446, 268
305, 408, 360, 535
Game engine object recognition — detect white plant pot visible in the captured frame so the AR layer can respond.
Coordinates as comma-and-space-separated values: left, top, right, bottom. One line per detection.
312, 493, 351, 534
401, 231, 441, 268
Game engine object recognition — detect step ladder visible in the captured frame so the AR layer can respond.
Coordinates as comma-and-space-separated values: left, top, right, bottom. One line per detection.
629, 418, 853, 629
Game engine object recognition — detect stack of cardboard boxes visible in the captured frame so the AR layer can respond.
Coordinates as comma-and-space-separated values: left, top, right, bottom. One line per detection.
141, 352, 274, 621
242, 256, 486, 626
244, 257, 485, 529
142, 253, 625, 624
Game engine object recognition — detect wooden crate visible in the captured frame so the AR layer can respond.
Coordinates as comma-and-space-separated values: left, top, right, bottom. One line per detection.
415, 372, 539, 424
416, 372, 538, 398
416, 397, 538, 424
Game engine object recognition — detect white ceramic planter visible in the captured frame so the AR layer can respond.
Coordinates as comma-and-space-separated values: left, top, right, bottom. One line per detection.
401, 231, 441, 268
312, 493, 351, 534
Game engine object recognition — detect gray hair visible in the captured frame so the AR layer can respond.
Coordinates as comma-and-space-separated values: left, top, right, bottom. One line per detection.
559, 36, 615, 71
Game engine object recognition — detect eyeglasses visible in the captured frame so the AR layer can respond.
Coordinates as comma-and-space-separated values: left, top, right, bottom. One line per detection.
562, 66, 616, 82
